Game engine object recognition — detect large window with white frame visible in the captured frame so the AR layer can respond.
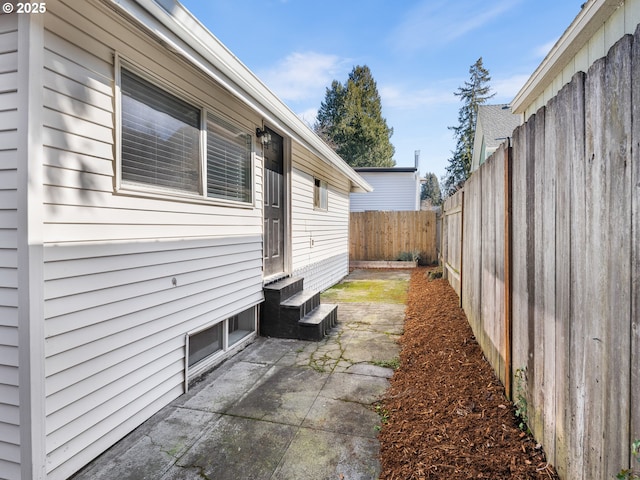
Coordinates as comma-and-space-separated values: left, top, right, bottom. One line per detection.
119, 65, 253, 205
121, 68, 201, 193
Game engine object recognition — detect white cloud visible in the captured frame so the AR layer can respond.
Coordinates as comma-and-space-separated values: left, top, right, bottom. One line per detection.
391, 0, 522, 53
257, 51, 348, 102
380, 84, 457, 109
492, 73, 531, 101
297, 107, 319, 127
532, 39, 558, 59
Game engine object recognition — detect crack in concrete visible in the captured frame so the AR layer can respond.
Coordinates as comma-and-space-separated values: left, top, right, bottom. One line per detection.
301, 328, 356, 373
292, 307, 406, 376
144, 433, 184, 461
171, 463, 212, 480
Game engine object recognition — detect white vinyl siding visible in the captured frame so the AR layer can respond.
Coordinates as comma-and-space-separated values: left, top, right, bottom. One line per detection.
514, 1, 640, 119
42, 5, 261, 244
0, 15, 20, 480
350, 171, 420, 212
43, 239, 263, 479
39, 3, 264, 478
290, 143, 351, 292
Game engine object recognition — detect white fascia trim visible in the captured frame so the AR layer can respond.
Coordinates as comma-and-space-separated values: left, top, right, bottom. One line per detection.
511, 0, 621, 114
103, 0, 372, 193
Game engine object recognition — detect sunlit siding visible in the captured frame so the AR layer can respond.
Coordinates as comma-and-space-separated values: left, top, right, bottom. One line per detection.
40, 1, 264, 478
518, 1, 640, 119
350, 170, 420, 212
0, 13, 20, 480
290, 142, 350, 292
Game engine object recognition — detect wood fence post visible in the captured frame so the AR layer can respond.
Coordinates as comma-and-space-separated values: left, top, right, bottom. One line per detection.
504, 141, 513, 399
460, 189, 464, 309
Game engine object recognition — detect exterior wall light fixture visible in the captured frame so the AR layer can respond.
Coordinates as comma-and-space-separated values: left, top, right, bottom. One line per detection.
256, 127, 272, 145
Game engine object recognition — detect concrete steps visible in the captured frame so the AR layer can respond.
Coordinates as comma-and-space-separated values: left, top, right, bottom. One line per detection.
261, 277, 337, 341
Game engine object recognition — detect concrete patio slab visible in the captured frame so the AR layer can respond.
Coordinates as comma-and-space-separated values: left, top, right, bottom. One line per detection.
346, 363, 395, 378
165, 416, 297, 480
302, 396, 379, 438
180, 361, 270, 413
319, 371, 391, 403
226, 366, 327, 425
73, 407, 220, 480
272, 429, 380, 480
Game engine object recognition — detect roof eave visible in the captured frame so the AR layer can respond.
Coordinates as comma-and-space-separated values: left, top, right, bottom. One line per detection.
511, 0, 621, 114
355, 167, 418, 173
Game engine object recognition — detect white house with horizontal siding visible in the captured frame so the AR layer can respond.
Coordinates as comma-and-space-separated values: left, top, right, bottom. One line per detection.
0, 1, 371, 478
350, 167, 421, 212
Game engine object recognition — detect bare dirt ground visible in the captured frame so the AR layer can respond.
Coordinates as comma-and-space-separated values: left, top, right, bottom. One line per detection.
377, 268, 560, 480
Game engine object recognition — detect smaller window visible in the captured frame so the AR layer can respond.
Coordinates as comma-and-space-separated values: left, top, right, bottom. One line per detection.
188, 323, 222, 367
314, 178, 328, 210
228, 307, 256, 346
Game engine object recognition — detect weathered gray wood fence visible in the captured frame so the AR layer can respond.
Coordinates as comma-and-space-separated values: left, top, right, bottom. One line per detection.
441, 190, 463, 298
349, 210, 437, 264
441, 30, 640, 480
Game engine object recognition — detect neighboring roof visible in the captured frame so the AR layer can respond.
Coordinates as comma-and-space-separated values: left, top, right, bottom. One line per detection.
104, 0, 372, 193
512, 0, 637, 116
354, 167, 418, 173
470, 104, 521, 172
477, 104, 521, 152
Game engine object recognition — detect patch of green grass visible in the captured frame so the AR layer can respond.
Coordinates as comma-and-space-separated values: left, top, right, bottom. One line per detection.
372, 358, 400, 370
309, 362, 327, 373
427, 267, 443, 281
513, 367, 530, 433
618, 440, 640, 479
321, 279, 408, 304
374, 403, 390, 432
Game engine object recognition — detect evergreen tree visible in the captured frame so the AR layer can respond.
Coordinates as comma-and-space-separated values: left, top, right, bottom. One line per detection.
442, 57, 494, 196
421, 172, 442, 206
314, 79, 344, 151
315, 65, 395, 167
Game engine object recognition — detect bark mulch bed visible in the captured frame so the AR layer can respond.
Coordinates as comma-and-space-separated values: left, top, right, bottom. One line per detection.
377, 268, 559, 480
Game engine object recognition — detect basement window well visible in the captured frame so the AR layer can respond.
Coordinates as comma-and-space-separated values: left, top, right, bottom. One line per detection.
188, 322, 223, 367
187, 306, 257, 381
228, 307, 255, 346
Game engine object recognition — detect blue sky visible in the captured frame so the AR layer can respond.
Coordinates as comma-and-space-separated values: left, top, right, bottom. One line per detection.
180, 0, 584, 180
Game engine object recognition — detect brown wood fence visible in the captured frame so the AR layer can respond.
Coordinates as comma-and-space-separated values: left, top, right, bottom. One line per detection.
442, 190, 463, 298
442, 30, 640, 480
349, 210, 437, 264
459, 142, 510, 398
